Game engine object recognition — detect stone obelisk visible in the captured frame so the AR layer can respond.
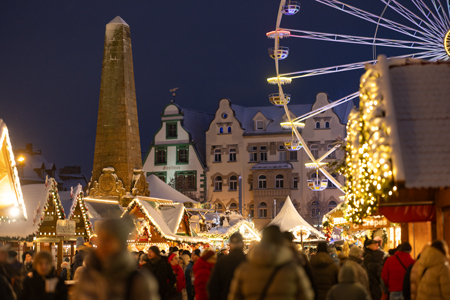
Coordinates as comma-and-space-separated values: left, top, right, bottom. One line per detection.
89, 16, 149, 203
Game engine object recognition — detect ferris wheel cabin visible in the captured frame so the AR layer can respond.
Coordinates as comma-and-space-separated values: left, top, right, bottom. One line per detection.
269, 93, 291, 106
282, 1, 300, 16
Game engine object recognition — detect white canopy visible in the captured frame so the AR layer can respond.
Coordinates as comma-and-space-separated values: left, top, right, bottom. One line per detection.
267, 196, 324, 239
146, 174, 196, 203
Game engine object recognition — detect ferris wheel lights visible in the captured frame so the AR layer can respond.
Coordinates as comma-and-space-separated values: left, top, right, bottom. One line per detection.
304, 162, 327, 169
269, 93, 291, 106
266, 30, 291, 39
282, 1, 300, 15
444, 30, 450, 57
267, 77, 292, 84
280, 121, 305, 129
307, 179, 328, 191
283, 138, 303, 151
268, 47, 289, 60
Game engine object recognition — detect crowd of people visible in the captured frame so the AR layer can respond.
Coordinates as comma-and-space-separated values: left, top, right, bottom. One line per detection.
1, 218, 449, 300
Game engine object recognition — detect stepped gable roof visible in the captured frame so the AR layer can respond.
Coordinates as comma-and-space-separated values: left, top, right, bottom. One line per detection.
268, 196, 324, 237
382, 58, 450, 188
332, 98, 354, 125
16, 152, 63, 184
147, 174, 196, 203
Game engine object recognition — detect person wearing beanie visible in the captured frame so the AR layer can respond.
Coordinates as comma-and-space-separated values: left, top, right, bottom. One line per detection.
208, 232, 247, 300
343, 246, 370, 295
21, 251, 34, 277
59, 261, 71, 281
364, 239, 385, 300
326, 264, 370, 300
185, 249, 200, 300
168, 252, 186, 300
381, 241, 415, 299
144, 245, 176, 300
72, 236, 91, 274
193, 250, 216, 300
310, 242, 339, 300
228, 225, 314, 300
71, 217, 159, 300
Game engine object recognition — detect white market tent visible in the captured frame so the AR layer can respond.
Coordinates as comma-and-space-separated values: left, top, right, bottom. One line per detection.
268, 196, 325, 241
146, 174, 196, 203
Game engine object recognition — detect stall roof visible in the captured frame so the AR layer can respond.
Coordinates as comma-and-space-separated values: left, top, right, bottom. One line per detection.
159, 203, 185, 233
146, 174, 196, 203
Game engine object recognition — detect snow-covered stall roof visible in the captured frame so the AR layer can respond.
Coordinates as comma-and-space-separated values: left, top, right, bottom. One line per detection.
198, 219, 261, 241
0, 120, 27, 221
146, 174, 196, 203
159, 203, 185, 233
268, 196, 324, 239
122, 199, 208, 244
83, 199, 123, 219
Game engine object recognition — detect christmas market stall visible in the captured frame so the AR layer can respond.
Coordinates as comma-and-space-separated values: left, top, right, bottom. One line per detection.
121, 198, 208, 253
341, 56, 450, 255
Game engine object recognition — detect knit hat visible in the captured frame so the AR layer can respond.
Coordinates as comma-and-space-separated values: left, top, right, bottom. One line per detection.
400, 242, 412, 253
97, 217, 134, 250
201, 250, 215, 261
349, 246, 362, 258
261, 225, 283, 245
149, 246, 160, 257
317, 242, 328, 253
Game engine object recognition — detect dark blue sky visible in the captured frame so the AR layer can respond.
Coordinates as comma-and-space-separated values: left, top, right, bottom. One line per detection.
0, 1, 414, 176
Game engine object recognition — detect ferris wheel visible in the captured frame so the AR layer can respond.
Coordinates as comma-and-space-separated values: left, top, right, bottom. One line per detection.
269, 0, 450, 193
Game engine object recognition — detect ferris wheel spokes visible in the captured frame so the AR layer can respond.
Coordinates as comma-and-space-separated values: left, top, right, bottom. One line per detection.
411, 0, 449, 32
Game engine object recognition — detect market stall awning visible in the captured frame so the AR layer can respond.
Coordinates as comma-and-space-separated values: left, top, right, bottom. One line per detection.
146, 174, 196, 203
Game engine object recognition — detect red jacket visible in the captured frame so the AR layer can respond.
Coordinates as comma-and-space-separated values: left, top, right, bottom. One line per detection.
381, 251, 415, 292
193, 257, 215, 300
171, 264, 186, 293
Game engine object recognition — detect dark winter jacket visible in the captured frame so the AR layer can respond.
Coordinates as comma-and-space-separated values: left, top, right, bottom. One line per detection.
144, 256, 177, 300
0, 273, 16, 300
228, 243, 314, 300
310, 252, 339, 300
185, 261, 194, 300
326, 265, 370, 300
381, 251, 415, 292
363, 248, 385, 300
21, 270, 67, 300
72, 249, 87, 273
71, 251, 159, 300
208, 248, 245, 300
403, 262, 415, 300
193, 257, 215, 300
20, 262, 33, 277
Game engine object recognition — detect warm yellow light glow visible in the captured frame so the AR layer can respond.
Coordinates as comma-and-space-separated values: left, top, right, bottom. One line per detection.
304, 162, 327, 169
17, 156, 25, 162
444, 29, 450, 57
267, 77, 292, 85
280, 121, 305, 129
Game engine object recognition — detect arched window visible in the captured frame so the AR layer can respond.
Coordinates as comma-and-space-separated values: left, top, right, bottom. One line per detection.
328, 173, 337, 188
325, 121, 330, 128
229, 203, 238, 211
328, 200, 337, 212
227, 127, 232, 133
258, 202, 268, 218
229, 175, 237, 191
275, 174, 284, 188
214, 149, 222, 162
219, 127, 224, 134
229, 148, 236, 162
216, 203, 223, 212
258, 175, 267, 189
214, 176, 222, 191
311, 200, 319, 218
310, 144, 319, 159
315, 122, 321, 129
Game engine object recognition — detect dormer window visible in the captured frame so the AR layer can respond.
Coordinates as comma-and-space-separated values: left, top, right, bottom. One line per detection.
315, 122, 321, 129
219, 127, 224, 134
325, 121, 330, 128
228, 126, 232, 133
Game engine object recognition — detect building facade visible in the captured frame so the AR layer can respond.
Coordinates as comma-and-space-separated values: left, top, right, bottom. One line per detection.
205, 93, 352, 229
142, 102, 213, 201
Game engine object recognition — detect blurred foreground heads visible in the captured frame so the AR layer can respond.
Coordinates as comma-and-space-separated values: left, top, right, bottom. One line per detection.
71, 217, 160, 300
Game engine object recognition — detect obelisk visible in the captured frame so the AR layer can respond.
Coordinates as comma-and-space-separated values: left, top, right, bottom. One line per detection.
90, 16, 144, 200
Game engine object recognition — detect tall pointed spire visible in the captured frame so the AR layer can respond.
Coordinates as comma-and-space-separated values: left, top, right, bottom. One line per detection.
90, 16, 148, 202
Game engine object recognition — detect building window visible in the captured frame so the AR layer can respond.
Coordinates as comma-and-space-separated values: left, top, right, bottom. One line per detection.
275, 174, 284, 188
214, 176, 222, 191
249, 204, 254, 218
328, 174, 338, 188
310, 144, 319, 159
249, 152, 257, 162
260, 152, 267, 161
258, 202, 268, 218
293, 177, 298, 189
325, 121, 330, 128
177, 145, 189, 164
315, 121, 320, 129
260, 146, 267, 151
258, 175, 267, 189
216, 203, 224, 212
256, 120, 264, 130
175, 171, 197, 191
327, 144, 336, 158
227, 127, 232, 133
155, 147, 167, 165
214, 149, 222, 162
229, 203, 238, 211
279, 151, 287, 161
229, 175, 238, 191
289, 151, 297, 161
328, 200, 337, 212
229, 148, 237, 162
311, 200, 319, 218
147, 171, 167, 183
166, 122, 177, 138
249, 146, 257, 152
219, 127, 224, 134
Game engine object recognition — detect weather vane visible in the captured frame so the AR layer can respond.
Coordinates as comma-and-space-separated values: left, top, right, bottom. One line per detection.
170, 87, 179, 102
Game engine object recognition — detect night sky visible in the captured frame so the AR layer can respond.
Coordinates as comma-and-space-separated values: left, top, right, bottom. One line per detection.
0, 1, 417, 176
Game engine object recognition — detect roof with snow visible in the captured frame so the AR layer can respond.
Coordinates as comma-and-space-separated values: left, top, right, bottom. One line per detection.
268, 196, 324, 238
146, 174, 196, 203
159, 203, 185, 233
380, 58, 450, 188
83, 200, 123, 219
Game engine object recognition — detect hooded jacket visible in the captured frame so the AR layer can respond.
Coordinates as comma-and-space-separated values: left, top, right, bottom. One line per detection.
344, 255, 370, 295
415, 247, 450, 300
381, 251, 414, 292
193, 257, 215, 300
363, 248, 384, 300
228, 243, 314, 300
326, 265, 370, 300
310, 252, 339, 300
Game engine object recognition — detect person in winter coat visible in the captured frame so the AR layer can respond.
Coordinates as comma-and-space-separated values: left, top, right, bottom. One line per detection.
185, 249, 200, 300
168, 252, 186, 300
329, 247, 339, 266
144, 246, 176, 300
208, 232, 246, 300
406, 245, 430, 300
21, 251, 67, 300
228, 225, 314, 300
364, 239, 385, 300
59, 261, 71, 281
193, 250, 216, 300
326, 264, 370, 300
0, 245, 17, 300
310, 242, 339, 300
415, 240, 450, 300
72, 237, 90, 273
381, 242, 415, 300
71, 217, 160, 300
338, 242, 349, 267
343, 246, 370, 295
21, 252, 34, 278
